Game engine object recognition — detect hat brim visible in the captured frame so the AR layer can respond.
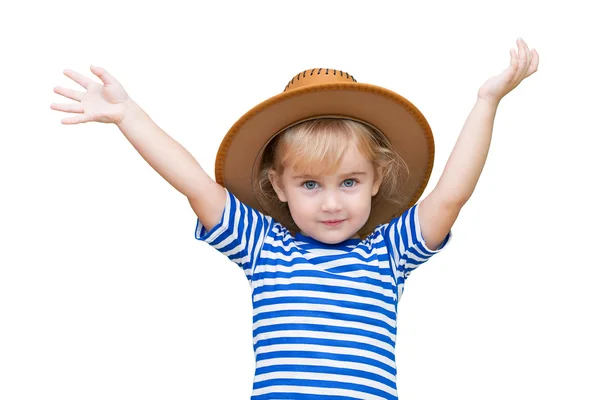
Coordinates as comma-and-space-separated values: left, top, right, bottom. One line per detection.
215, 82, 435, 238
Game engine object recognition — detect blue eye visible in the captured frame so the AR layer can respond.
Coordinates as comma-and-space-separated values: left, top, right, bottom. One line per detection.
303, 181, 318, 190
302, 179, 356, 190
343, 179, 356, 187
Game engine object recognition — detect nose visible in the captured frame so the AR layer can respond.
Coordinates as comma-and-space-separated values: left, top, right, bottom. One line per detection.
320, 190, 342, 213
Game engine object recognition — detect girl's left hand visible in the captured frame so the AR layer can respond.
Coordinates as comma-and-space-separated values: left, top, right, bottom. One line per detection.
478, 38, 539, 104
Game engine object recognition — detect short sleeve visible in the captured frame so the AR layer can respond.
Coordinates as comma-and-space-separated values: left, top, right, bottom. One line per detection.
194, 188, 274, 283
381, 202, 452, 282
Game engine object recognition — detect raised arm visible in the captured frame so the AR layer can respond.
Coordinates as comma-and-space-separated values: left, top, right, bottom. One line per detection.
419, 38, 539, 250
51, 66, 226, 231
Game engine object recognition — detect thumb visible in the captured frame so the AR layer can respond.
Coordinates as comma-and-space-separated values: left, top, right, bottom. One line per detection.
90, 65, 117, 85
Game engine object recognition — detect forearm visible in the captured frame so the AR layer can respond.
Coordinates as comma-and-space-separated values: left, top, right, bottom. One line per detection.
433, 97, 499, 205
116, 100, 211, 199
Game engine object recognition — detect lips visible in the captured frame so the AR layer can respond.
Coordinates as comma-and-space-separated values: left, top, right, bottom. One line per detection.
322, 219, 345, 227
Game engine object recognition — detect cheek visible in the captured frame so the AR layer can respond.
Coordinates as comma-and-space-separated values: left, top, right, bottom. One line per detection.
287, 196, 311, 215
354, 189, 373, 212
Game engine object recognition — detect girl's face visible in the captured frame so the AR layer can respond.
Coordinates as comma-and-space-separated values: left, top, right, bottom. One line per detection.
269, 142, 382, 244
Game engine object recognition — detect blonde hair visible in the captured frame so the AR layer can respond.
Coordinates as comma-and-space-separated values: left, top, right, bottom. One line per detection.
257, 118, 409, 233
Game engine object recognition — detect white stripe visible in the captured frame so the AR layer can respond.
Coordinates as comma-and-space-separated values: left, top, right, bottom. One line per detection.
253, 371, 396, 396
255, 343, 396, 369
255, 353, 396, 382
253, 329, 396, 355
258, 252, 396, 281
253, 302, 396, 329
253, 316, 395, 342
252, 289, 396, 314
254, 276, 396, 299
255, 259, 396, 287
251, 384, 389, 400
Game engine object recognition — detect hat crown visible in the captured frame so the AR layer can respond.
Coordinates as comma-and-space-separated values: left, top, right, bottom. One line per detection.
284, 68, 357, 92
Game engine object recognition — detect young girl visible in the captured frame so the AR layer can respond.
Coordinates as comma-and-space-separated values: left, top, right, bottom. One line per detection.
51, 38, 538, 399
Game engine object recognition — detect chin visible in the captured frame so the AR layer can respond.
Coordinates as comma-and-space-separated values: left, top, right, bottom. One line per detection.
318, 229, 354, 244
318, 235, 342, 244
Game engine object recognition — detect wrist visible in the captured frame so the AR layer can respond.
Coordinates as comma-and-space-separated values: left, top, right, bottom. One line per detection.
116, 98, 140, 128
476, 95, 501, 108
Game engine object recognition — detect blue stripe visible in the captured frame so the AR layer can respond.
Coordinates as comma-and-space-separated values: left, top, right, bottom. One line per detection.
253, 323, 395, 347
253, 283, 395, 306
254, 337, 396, 362
323, 262, 391, 275
408, 205, 418, 245
256, 349, 396, 375
262, 242, 393, 266
251, 393, 361, 400
253, 295, 396, 320
255, 363, 396, 389
219, 197, 245, 253
252, 378, 396, 400
253, 270, 396, 294
253, 309, 395, 334
260, 257, 394, 278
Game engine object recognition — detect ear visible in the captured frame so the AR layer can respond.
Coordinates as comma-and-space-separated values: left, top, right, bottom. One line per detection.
268, 168, 288, 202
371, 165, 384, 196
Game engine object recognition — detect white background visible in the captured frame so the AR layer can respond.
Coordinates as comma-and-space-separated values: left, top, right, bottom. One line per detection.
1, 0, 599, 399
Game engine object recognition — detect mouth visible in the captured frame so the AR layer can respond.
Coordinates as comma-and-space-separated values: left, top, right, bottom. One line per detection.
322, 219, 345, 227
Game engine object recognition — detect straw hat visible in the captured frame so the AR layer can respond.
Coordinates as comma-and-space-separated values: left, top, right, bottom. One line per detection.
214, 68, 435, 237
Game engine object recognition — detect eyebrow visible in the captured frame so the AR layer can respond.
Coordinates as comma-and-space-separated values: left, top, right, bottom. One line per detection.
292, 171, 368, 180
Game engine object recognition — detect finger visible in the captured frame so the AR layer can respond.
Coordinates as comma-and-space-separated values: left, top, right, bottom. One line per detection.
510, 48, 518, 70
53, 86, 85, 102
63, 69, 94, 89
50, 102, 84, 114
519, 39, 530, 81
90, 65, 117, 85
523, 40, 532, 67
61, 115, 92, 125
520, 40, 535, 79
516, 38, 528, 80
500, 48, 519, 82
526, 49, 539, 76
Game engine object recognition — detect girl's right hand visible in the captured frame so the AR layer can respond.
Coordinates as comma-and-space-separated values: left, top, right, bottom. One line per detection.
51, 66, 131, 125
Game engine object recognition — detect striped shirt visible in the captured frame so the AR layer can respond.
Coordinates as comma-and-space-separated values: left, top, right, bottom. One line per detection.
195, 188, 451, 400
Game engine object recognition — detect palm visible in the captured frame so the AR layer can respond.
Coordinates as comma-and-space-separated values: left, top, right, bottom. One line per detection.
478, 38, 539, 104
51, 66, 131, 124
81, 82, 128, 122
